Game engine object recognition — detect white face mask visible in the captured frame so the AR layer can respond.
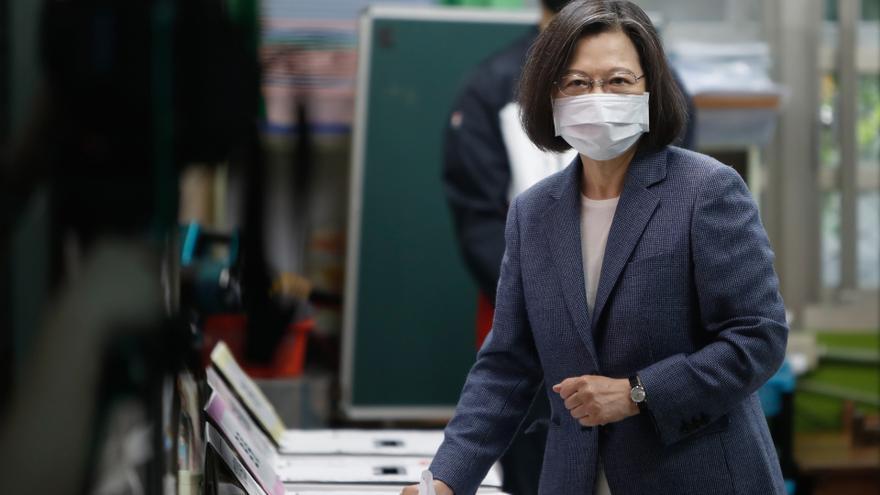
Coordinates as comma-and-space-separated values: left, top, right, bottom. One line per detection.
552, 92, 650, 161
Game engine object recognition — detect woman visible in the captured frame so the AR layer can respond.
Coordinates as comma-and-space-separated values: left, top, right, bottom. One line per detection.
404, 1, 788, 494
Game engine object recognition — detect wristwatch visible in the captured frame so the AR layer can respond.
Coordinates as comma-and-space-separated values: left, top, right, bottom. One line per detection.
629, 374, 647, 412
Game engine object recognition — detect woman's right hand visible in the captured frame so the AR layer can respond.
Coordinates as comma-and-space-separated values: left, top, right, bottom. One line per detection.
399, 480, 454, 495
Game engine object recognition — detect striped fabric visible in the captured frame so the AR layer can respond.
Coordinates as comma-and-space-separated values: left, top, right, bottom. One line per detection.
260, 0, 433, 133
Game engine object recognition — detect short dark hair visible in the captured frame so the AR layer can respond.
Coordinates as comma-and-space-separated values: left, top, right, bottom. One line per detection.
518, 0, 687, 153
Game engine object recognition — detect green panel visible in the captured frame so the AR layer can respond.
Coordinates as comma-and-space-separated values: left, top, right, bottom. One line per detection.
815, 330, 879, 349
351, 17, 532, 409
795, 331, 880, 431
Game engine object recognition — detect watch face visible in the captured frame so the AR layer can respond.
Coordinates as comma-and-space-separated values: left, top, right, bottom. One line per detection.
630, 386, 646, 403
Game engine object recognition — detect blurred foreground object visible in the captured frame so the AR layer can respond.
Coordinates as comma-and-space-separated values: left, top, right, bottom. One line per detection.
0, 0, 293, 493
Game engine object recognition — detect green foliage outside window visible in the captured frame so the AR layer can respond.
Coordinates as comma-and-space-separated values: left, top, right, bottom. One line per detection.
858, 74, 880, 165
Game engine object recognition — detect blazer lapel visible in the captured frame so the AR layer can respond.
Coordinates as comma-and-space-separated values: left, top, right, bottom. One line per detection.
591, 150, 667, 328
542, 159, 598, 364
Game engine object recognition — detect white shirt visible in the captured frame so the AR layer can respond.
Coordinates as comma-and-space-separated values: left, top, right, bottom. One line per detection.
581, 194, 619, 495
580, 195, 620, 314
499, 102, 577, 199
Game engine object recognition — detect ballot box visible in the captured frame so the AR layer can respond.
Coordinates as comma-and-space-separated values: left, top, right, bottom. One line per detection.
206, 421, 505, 495
287, 487, 505, 494
205, 368, 506, 495
278, 429, 444, 456
275, 455, 502, 488
211, 342, 444, 458
206, 341, 507, 494
207, 364, 446, 459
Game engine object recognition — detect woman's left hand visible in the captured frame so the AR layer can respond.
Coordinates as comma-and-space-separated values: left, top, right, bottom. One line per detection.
552, 375, 639, 427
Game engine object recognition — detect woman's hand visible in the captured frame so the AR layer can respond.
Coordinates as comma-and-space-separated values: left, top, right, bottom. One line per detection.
399, 480, 454, 495
553, 375, 639, 427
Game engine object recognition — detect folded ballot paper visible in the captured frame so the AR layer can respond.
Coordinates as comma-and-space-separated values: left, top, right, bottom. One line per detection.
205, 341, 504, 493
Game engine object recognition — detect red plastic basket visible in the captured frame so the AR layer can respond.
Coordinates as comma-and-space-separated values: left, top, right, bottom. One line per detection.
202, 314, 314, 378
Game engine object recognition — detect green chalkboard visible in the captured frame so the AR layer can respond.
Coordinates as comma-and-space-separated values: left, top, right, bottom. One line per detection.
342, 6, 536, 419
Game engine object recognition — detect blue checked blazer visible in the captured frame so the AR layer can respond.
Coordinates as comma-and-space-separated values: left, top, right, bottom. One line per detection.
429, 147, 788, 495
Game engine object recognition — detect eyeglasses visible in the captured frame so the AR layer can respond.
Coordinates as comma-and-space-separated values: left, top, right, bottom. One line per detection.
554, 70, 645, 96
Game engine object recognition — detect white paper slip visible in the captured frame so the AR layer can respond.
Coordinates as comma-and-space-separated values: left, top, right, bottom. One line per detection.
211, 341, 286, 444
419, 470, 435, 495
279, 429, 444, 456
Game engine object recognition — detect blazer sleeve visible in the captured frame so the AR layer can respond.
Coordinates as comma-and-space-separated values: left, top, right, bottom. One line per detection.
638, 164, 788, 446
429, 197, 543, 495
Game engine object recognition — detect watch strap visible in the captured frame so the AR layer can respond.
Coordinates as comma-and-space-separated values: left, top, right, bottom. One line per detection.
629, 374, 647, 412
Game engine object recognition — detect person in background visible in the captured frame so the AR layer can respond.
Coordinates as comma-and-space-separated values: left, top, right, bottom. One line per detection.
409, 0, 786, 493
440, 1, 695, 494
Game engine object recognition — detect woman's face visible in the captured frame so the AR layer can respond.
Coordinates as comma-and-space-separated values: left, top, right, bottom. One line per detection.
555, 29, 646, 98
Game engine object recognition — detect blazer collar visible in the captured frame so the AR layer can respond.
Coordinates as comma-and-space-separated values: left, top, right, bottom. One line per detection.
542, 148, 667, 357
549, 147, 668, 201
